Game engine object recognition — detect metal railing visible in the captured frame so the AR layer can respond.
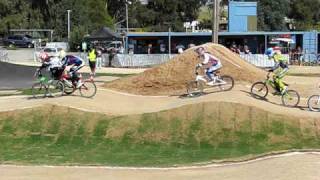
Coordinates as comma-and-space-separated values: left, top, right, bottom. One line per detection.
289, 53, 320, 66
240, 53, 320, 67
111, 54, 175, 68
0, 48, 9, 62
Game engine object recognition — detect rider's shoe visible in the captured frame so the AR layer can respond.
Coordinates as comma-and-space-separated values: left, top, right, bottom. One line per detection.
76, 80, 83, 88
207, 81, 214, 86
281, 86, 288, 95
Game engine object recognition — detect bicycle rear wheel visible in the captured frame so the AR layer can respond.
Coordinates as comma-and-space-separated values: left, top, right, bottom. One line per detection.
32, 82, 47, 99
218, 75, 234, 91
186, 81, 204, 97
79, 81, 97, 98
47, 81, 64, 97
282, 90, 300, 107
62, 80, 75, 95
308, 95, 320, 112
251, 82, 268, 98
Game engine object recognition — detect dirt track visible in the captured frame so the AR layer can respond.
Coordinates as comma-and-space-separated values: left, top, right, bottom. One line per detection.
1, 152, 320, 180
0, 84, 318, 119
0, 59, 319, 179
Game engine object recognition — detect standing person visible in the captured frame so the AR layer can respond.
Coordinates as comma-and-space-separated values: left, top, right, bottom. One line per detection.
147, 44, 153, 54
96, 47, 103, 69
108, 48, 116, 67
88, 47, 97, 78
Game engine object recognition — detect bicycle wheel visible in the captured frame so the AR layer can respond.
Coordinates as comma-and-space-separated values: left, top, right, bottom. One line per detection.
251, 82, 268, 98
79, 81, 97, 98
32, 82, 47, 99
62, 80, 75, 95
218, 75, 234, 91
282, 90, 300, 107
186, 81, 204, 97
308, 95, 320, 112
47, 81, 64, 97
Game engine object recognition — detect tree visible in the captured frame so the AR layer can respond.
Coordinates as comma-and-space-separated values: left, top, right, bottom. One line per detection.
289, 0, 320, 30
257, 0, 290, 31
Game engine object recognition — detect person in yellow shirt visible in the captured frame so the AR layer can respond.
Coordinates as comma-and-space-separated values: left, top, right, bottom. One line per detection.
88, 47, 97, 78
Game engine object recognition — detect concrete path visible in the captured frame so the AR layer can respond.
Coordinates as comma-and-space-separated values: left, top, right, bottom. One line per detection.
1, 152, 320, 180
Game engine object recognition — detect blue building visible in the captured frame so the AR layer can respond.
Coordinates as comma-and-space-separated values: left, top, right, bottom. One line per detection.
228, 1, 258, 32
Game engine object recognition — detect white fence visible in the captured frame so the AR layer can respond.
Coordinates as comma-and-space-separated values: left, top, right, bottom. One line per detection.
0, 48, 9, 62
240, 54, 275, 67
112, 54, 175, 68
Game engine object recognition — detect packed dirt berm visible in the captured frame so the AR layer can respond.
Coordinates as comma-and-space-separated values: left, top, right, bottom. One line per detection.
106, 43, 267, 95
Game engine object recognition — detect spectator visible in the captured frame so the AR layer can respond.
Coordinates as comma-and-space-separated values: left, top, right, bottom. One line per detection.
119, 45, 125, 54
108, 47, 116, 67
88, 47, 97, 77
129, 48, 134, 54
96, 47, 103, 69
160, 44, 166, 53
176, 43, 185, 53
188, 43, 196, 49
147, 44, 153, 54
244, 45, 251, 54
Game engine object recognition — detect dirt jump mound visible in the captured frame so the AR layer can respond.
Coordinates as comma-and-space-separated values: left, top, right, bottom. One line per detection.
106, 43, 266, 95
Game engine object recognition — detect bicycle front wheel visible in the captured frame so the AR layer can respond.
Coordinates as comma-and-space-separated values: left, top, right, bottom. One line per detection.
251, 82, 268, 98
308, 95, 320, 112
186, 81, 204, 97
282, 90, 300, 107
218, 75, 234, 91
32, 82, 47, 99
79, 81, 97, 98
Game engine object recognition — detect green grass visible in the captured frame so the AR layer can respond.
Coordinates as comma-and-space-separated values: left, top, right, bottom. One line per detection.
0, 103, 319, 167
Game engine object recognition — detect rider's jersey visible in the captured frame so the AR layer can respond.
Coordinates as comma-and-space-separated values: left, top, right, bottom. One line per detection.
201, 53, 221, 67
271, 53, 288, 71
40, 57, 63, 71
62, 55, 83, 66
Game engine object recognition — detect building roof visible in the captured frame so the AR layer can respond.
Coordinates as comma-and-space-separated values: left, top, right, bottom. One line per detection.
87, 27, 121, 40
127, 31, 306, 37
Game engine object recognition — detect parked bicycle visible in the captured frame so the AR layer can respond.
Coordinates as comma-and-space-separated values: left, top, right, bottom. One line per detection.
32, 70, 64, 98
251, 71, 300, 107
187, 66, 234, 97
307, 84, 320, 112
60, 72, 97, 98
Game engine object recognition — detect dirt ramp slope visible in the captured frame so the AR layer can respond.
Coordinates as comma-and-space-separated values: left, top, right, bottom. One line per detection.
106, 43, 266, 95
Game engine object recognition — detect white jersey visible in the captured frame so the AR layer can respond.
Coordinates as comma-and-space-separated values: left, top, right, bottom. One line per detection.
43, 57, 63, 71
201, 53, 221, 67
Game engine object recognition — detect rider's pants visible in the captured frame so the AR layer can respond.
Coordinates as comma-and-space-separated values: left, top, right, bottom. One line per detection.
206, 63, 222, 81
273, 68, 289, 92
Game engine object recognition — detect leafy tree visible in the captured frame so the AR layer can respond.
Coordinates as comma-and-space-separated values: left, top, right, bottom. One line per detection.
289, 0, 320, 30
257, 0, 290, 31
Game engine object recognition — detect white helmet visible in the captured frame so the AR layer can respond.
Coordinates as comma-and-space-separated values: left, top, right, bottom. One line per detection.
59, 49, 66, 59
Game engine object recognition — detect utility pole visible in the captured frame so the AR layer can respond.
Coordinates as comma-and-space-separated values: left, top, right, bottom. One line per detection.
125, 0, 130, 53
212, 0, 219, 43
67, 10, 72, 42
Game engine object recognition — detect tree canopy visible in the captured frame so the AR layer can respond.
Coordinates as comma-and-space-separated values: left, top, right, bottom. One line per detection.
1, 0, 320, 41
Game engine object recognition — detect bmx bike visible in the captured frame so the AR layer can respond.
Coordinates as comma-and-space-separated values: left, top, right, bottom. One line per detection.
32, 70, 64, 98
186, 67, 234, 97
250, 72, 300, 107
60, 72, 97, 98
307, 85, 320, 112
